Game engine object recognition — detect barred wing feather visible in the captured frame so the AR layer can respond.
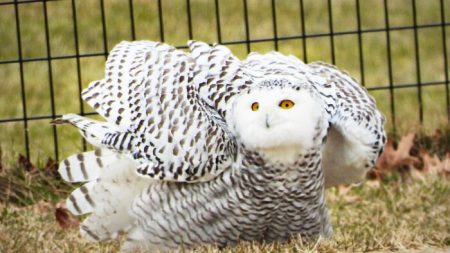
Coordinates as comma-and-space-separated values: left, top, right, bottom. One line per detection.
55, 41, 241, 243
68, 41, 237, 182
308, 62, 386, 187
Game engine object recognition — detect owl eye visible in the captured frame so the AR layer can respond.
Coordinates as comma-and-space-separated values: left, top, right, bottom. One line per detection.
251, 102, 259, 111
279, 99, 295, 109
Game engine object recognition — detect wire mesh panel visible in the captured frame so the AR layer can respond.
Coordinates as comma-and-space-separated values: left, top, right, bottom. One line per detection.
0, 0, 448, 162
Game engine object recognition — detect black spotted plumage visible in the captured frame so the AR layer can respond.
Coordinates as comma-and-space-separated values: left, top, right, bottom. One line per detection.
54, 40, 386, 252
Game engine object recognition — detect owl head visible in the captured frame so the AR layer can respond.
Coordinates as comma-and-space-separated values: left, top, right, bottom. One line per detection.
229, 78, 328, 164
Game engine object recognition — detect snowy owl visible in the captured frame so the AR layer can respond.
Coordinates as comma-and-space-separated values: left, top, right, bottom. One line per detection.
54, 40, 386, 251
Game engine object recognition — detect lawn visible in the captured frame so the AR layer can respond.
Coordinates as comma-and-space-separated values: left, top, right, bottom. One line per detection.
1, 167, 449, 252
0, 0, 449, 252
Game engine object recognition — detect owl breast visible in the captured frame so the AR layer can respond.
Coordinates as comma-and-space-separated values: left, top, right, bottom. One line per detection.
129, 147, 331, 250
235, 148, 331, 243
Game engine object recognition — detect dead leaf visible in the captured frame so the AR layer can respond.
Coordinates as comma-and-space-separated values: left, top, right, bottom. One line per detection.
444, 154, 450, 175
409, 167, 426, 181
55, 201, 79, 229
44, 158, 59, 178
432, 129, 442, 142
421, 150, 450, 176
374, 133, 420, 178
17, 154, 36, 173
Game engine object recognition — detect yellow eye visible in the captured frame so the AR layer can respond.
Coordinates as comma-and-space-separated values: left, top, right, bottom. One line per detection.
279, 99, 295, 109
251, 102, 259, 111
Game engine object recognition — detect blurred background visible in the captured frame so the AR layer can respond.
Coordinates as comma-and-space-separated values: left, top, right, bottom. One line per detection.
0, 0, 449, 164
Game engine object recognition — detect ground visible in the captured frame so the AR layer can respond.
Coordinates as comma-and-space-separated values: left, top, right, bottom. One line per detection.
1, 130, 449, 252
0, 175, 448, 253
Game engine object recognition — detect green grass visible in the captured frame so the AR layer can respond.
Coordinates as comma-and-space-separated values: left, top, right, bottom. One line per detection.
0, 0, 449, 162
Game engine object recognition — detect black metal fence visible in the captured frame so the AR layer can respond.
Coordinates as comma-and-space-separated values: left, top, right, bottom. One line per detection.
0, 0, 448, 162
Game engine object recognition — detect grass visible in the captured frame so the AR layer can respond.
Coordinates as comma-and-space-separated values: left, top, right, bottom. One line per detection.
0, 130, 448, 253
0, 172, 448, 252
0, 0, 449, 162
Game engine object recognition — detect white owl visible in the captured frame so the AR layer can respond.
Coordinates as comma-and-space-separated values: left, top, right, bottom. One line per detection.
54, 40, 385, 252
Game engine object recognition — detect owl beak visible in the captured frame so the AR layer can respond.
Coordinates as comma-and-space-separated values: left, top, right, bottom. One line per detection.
265, 114, 270, 128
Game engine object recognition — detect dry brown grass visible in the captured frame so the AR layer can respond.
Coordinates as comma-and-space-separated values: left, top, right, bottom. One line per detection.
1, 175, 448, 253
0, 127, 448, 253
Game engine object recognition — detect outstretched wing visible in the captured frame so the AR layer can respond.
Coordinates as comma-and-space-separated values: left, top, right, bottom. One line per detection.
187, 41, 253, 119
54, 41, 243, 242
62, 41, 237, 182
308, 62, 386, 187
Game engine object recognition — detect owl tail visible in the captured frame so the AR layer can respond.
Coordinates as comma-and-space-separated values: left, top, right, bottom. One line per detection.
58, 148, 149, 241
55, 115, 150, 241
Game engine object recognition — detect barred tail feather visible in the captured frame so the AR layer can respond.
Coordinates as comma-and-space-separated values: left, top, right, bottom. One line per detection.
58, 149, 118, 183
74, 156, 150, 241
66, 181, 96, 215
56, 112, 150, 241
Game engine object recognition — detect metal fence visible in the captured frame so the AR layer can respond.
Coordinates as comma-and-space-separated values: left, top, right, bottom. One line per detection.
0, 0, 448, 162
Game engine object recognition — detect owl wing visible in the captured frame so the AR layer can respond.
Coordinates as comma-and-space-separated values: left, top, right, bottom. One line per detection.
54, 41, 245, 242
187, 41, 254, 119
58, 41, 237, 183
308, 62, 386, 187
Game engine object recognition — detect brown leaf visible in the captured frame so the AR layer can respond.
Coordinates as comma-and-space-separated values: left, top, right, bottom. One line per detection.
17, 154, 36, 172
420, 150, 450, 176
443, 154, 450, 175
432, 129, 442, 142
395, 133, 419, 166
55, 202, 79, 229
44, 158, 59, 178
375, 133, 420, 174
409, 167, 426, 181
374, 138, 395, 171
